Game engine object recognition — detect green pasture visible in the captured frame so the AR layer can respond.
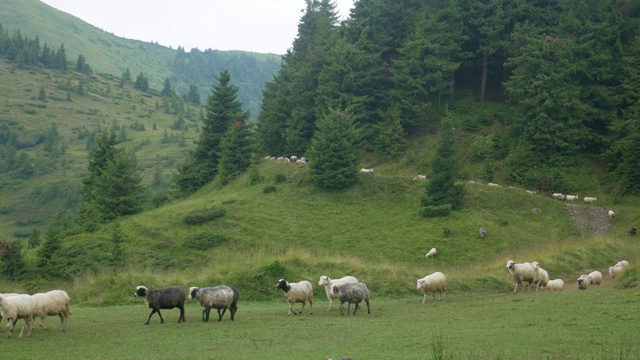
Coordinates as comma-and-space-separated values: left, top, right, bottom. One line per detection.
3, 288, 639, 360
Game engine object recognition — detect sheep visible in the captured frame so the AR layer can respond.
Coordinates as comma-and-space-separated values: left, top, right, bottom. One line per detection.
188, 286, 239, 322
546, 279, 564, 291
577, 275, 590, 290
416, 272, 447, 303
609, 260, 630, 279
295, 159, 307, 165
0, 294, 35, 338
331, 282, 371, 316
425, 248, 437, 258
551, 193, 564, 200
284, 157, 290, 165
31, 290, 71, 331
413, 175, 428, 181
629, 227, 637, 236
505, 260, 535, 292
531, 261, 549, 291
588, 271, 603, 287
276, 279, 313, 316
608, 210, 616, 221
487, 182, 501, 187
359, 168, 374, 174
134, 286, 185, 325
525, 190, 536, 194
318, 275, 358, 311
479, 227, 486, 239
563, 195, 579, 202
0, 293, 19, 326
583, 197, 597, 205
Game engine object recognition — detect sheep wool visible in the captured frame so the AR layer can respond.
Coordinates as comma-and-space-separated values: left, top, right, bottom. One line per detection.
134, 286, 186, 325
531, 262, 549, 291
588, 271, 603, 287
276, 279, 314, 316
425, 248, 437, 258
577, 275, 590, 290
546, 279, 564, 291
31, 290, 71, 331
506, 260, 535, 292
416, 272, 447, 303
188, 286, 239, 322
318, 276, 358, 311
0, 294, 35, 338
331, 282, 371, 316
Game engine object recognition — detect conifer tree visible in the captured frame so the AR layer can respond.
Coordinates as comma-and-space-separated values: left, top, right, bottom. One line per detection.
161, 77, 175, 98
307, 108, 362, 189
2, 241, 26, 280
217, 117, 253, 185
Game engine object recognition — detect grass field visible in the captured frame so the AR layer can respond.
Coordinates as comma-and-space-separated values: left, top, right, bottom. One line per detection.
3, 287, 639, 360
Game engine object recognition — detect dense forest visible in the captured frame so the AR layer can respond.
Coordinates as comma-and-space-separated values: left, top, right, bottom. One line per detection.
256, 0, 640, 196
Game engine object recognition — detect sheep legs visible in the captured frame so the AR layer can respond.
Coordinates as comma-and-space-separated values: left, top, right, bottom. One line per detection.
145, 309, 163, 325
217, 308, 227, 322
18, 317, 33, 338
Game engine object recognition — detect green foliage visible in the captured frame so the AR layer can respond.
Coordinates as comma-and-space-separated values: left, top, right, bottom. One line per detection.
109, 223, 126, 268
418, 204, 451, 218
134, 72, 149, 92
1, 240, 26, 280
36, 222, 67, 279
262, 185, 276, 193
216, 118, 253, 185
182, 206, 226, 226
28, 228, 41, 248
183, 232, 229, 250
613, 266, 638, 289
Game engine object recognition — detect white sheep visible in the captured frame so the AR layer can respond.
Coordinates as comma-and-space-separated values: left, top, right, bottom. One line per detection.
295, 159, 307, 165
416, 272, 447, 303
531, 261, 549, 291
425, 248, 437, 258
487, 182, 501, 187
577, 274, 591, 290
318, 275, 358, 311
0, 293, 19, 327
608, 260, 629, 278
583, 197, 597, 205
546, 279, 564, 291
505, 260, 535, 292
608, 210, 616, 221
413, 175, 427, 181
359, 168, 374, 174
563, 195, 579, 202
0, 294, 35, 338
276, 279, 313, 316
31, 290, 71, 331
588, 271, 603, 287
551, 193, 564, 200
525, 190, 536, 194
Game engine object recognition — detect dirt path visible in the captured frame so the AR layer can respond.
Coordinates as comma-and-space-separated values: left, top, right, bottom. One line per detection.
567, 204, 612, 237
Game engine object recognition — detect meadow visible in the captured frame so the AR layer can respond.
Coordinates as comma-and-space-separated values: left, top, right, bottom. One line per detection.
2, 287, 639, 360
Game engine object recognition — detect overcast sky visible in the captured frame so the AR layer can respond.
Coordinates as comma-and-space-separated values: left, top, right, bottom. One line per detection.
39, 0, 355, 54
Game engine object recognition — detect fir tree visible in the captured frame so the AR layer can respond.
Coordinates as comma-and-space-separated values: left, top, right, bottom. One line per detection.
2, 241, 26, 280
161, 77, 175, 98
217, 117, 253, 185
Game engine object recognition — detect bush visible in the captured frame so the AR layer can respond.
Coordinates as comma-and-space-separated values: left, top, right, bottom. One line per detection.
263, 185, 276, 194
182, 206, 226, 225
274, 173, 286, 184
419, 204, 452, 218
13, 230, 31, 238
183, 233, 230, 250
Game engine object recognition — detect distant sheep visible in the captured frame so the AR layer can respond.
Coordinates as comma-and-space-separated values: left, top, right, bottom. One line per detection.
588, 271, 603, 287
563, 195, 579, 202
608, 261, 629, 279
551, 193, 564, 200
31, 290, 71, 331
487, 183, 501, 187
416, 272, 447, 303
359, 168, 374, 174
134, 286, 186, 325
296, 159, 307, 165
583, 197, 597, 205
479, 227, 486, 239
0, 294, 35, 338
525, 190, 536, 194
506, 260, 535, 292
331, 282, 371, 316
531, 262, 549, 291
276, 279, 313, 316
546, 279, 564, 291
608, 210, 616, 221
188, 286, 239, 322
577, 275, 590, 290
413, 175, 428, 181
318, 275, 358, 311
629, 227, 637, 236
425, 248, 437, 258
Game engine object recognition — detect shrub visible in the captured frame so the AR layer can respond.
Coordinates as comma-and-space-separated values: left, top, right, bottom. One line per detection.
183, 233, 230, 250
13, 230, 31, 238
419, 204, 452, 218
274, 173, 286, 184
263, 185, 276, 194
182, 206, 226, 225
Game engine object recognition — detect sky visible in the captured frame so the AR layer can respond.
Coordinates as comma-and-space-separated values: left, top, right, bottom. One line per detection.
39, 0, 355, 54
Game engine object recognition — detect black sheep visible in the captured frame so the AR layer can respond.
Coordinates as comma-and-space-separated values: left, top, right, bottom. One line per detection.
134, 286, 186, 325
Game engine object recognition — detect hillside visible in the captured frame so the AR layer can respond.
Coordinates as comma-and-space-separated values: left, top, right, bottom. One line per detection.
0, 0, 281, 116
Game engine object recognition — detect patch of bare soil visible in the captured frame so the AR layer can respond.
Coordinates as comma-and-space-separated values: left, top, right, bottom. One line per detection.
567, 204, 612, 237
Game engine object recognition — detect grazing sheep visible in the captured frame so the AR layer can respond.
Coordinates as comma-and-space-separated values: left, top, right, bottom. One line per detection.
629, 227, 637, 236
425, 248, 437, 258
563, 195, 579, 202
487, 182, 501, 187
359, 168, 374, 174
479, 227, 486, 239
413, 174, 428, 181
31, 290, 71, 331
505, 260, 535, 292
577, 275, 590, 290
276, 279, 313, 316
0, 294, 35, 338
526, 190, 536, 194
416, 272, 447, 303
551, 193, 564, 200
608, 210, 616, 221
0, 293, 19, 326
296, 159, 307, 165
284, 157, 290, 165
188, 286, 239, 322
318, 275, 358, 311
531, 262, 549, 291
546, 279, 564, 291
468, 180, 477, 184
134, 286, 186, 325
331, 283, 371, 316
609, 261, 629, 279
583, 197, 597, 205
588, 271, 603, 287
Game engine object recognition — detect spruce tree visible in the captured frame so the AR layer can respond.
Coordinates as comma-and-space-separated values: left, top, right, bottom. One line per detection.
217, 117, 253, 185
419, 116, 464, 217
307, 109, 362, 189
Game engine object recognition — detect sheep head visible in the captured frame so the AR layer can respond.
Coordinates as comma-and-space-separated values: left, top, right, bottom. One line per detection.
188, 287, 200, 300
318, 276, 329, 286
506, 260, 515, 271
134, 285, 148, 298
276, 279, 290, 292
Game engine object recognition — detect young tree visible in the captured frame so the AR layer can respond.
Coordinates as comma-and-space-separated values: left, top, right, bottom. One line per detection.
185, 82, 201, 105
119, 67, 131, 87
37, 222, 65, 278
161, 77, 176, 98
75, 54, 92, 74
419, 115, 464, 217
307, 108, 362, 189
134, 72, 149, 92
1, 241, 26, 280
216, 117, 253, 185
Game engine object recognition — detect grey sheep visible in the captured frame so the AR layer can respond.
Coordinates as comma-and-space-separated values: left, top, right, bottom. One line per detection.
479, 227, 486, 239
134, 286, 185, 325
331, 282, 371, 316
188, 286, 239, 322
